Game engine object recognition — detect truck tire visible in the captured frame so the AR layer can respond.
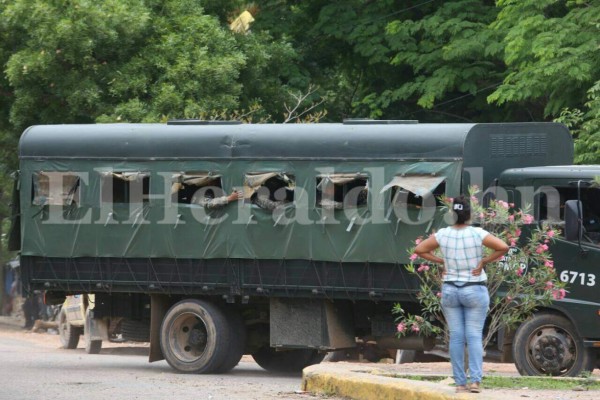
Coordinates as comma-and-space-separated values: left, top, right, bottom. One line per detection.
513, 313, 595, 376
160, 299, 231, 374
213, 307, 246, 373
58, 308, 81, 349
323, 348, 359, 362
397, 350, 417, 364
84, 309, 102, 354
252, 347, 324, 373
121, 319, 151, 343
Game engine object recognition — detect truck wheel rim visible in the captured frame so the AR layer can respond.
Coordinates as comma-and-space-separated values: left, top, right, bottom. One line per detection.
168, 312, 208, 363
526, 325, 576, 375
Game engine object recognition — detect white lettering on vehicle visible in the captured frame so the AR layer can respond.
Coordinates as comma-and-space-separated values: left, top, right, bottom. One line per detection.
559, 270, 596, 287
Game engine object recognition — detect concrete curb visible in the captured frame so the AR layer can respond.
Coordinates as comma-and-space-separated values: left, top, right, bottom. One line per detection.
302, 363, 506, 400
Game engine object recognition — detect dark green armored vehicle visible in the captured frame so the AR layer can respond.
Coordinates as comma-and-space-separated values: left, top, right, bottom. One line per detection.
13, 120, 597, 376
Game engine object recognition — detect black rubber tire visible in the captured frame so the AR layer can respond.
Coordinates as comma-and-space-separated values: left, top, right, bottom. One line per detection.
160, 299, 231, 374
212, 307, 246, 373
513, 313, 595, 376
309, 350, 326, 365
323, 348, 359, 362
361, 344, 383, 363
252, 347, 324, 373
397, 350, 417, 364
84, 309, 102, 354
58, 308, 81, 349
121, 319, 151, 343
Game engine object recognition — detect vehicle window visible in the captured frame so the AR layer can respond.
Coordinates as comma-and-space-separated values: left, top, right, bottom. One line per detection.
171, 172, 223, 206
316, 174, 368, 210
244, 172, 295, 211
537, 186, 600, 243
100, 172, 149, 204
32, 172, 81, 206
382, 175, 445, 209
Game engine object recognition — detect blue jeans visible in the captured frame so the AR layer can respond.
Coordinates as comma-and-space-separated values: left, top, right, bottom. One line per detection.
441, 283, 489, 386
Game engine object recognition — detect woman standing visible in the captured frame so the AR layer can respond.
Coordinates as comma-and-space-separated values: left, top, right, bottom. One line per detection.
414, 196, 509, 393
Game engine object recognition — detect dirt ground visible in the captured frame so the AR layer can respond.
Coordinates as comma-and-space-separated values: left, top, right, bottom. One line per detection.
0, 316, 332, 400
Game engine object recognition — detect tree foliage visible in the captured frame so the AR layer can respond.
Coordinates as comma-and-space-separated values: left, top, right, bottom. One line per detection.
0, 0, 599, 251
489, 0, 600, 117
382, 0, 505, 121
556, 81, 600, 164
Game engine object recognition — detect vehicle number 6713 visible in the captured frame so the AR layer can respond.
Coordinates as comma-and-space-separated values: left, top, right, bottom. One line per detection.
559, 270, 596, 287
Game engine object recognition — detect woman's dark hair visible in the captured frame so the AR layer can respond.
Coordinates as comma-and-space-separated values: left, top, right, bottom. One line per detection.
452, 195, 471, 224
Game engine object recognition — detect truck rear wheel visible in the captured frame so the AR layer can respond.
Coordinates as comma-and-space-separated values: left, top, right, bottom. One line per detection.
58, 308, 81, 349
84, 309, 102, 354
252, 347, 324, 373
513, 313, 595, 376
213, 307, 246, 373
160, 299, 231, 374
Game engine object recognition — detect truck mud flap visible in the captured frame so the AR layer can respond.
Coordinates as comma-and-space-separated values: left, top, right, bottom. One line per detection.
149, 294, 170, 363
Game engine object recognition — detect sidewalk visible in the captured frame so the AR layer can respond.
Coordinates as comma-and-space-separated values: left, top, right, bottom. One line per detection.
302, 360, 600, 400
302, 362, 507, 400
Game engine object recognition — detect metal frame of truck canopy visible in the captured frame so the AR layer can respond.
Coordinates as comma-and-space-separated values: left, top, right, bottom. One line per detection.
16, 122, 573, 299
499, 165, 600, 185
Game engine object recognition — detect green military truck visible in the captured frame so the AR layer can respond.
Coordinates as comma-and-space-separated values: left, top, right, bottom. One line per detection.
10, 121, 599, 375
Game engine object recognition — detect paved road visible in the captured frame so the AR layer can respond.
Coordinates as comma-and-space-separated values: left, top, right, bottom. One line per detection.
0, 319, 324, 400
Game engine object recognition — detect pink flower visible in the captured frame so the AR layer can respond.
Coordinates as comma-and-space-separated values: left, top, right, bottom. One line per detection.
508, 215, 515, 222
417, 264, 430, 273
544, 260, 554, 268
522, 214, 535, 224
510, 240, 517, 247
529, 277, 536, 284
509, 203, 515, 208
410, 253, 418, 261
547, 230, 555, 238
411, 324, 420, 333
552, 288, 566, 300
436, 292, 442, 298
415, 238, 422, 245
397, 323, 406, 333
497, 200, 509, 209
515, 228, 522, 237
516, 268, 523, 277
506, 296, 513, 302
545, 281, 554, 290
479, 212, 485, 220
536, 244, 549, 254
544, 239, 550, 244
471, 195, 478, 204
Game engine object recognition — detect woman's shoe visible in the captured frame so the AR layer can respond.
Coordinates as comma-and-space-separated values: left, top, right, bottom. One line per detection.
470, 382, 482, 393
455, 385, 470, 393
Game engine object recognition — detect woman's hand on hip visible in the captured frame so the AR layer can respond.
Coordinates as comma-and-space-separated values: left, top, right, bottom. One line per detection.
472, 260, 485, 276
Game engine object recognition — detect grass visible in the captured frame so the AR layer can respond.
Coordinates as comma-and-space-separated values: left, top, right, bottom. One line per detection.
392, 375, 600, 390
482, 376, 600, 390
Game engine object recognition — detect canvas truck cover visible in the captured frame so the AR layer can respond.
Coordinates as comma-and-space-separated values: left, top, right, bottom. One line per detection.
16, 122, 573, 264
